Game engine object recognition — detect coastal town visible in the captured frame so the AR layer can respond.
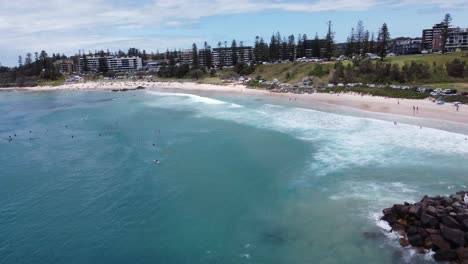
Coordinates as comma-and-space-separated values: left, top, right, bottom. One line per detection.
3, 2, 468, 264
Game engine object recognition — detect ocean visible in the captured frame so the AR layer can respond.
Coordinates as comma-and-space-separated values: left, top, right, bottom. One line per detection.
1, 89, 468, 264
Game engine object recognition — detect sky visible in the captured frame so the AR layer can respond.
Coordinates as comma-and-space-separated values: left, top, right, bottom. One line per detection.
1, 0, 468, 66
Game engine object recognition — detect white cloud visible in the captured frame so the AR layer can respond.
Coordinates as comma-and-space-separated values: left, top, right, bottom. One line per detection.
0, 0, 467, 66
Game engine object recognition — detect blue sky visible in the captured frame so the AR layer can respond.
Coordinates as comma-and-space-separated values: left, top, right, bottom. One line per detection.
1, 0, 467, 66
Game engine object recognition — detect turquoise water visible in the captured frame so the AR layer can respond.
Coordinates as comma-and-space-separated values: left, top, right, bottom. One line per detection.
1, 90, 468, 264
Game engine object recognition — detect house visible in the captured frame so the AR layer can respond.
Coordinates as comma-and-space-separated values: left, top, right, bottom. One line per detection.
366, 53, 381, 60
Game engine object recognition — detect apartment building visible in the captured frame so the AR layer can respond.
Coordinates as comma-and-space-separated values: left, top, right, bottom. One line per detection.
446, 28, 468, 51
422, 23, 448, 51
79, 56, 143, 72
212, 47, 253, 67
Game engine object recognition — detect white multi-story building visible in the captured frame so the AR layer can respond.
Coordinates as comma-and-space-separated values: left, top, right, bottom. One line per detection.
446, 28, 468, 51
79, 56, 143, 72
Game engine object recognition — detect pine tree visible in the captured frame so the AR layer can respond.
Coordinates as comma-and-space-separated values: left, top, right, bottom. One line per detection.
204, 41, 212, 68
345, 28, 356, 57
281, 37, 288, 61
254, 36, 261, 63
369, 32, 376, 54
192, 43, 198, 67
296, 34, 304, 59
312, 33, 321, 58
18, 55, 23, 67
269, 33, 278, 62
355, 20, 365, 56
259, 37, 269, 62
324, 21, 335, 60
98, 50, 108, 73
362, 30, 370, 55
377, 23, 390, 61
239, 41, 245, 63
287, 35, 295, 61
231, 39, 238, 66
441, 14, 452, 53
25, 53, 32, 65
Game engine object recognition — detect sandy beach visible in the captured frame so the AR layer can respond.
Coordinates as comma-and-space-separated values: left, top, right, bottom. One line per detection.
3, 81, 468, 125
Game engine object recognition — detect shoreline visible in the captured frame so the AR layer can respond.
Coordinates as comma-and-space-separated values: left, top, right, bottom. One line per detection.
2, 81, 468, 126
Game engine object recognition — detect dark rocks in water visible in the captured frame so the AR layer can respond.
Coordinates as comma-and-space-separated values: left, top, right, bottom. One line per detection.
408, 234, 424, 247
421, 212, 438, 227
441, 215, 461, 229
440, 224, 465, 247
381, 191, 468, 263
434, 249, 458, 262
456, 248, 468, 262
399, 237, 409, 247
431, 234, 451, 250
111, 86, 145, 92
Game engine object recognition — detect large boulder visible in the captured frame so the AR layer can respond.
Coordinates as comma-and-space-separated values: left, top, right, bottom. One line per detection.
441, 215, 461, 229
420, 212, 438, 227
408, 234, 424, 247
381, 213, 398, 225
430, 234, 451, 251
409, 205, 423, 217
434, 249, 458, 262
462, 219, 468, 231
440, 224, 466, 247
457, 248, 468, 262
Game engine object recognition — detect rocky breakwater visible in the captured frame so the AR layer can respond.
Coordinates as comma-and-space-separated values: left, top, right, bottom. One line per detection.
381, 192, 468, 263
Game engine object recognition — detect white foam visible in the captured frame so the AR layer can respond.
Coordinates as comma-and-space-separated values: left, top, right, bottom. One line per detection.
144, 91, 468, 176
146, 91, 242, 108
372, 211, 437, 263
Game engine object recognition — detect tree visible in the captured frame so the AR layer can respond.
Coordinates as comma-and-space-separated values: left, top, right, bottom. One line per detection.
446, 59, 465, 78
345, 28, 356, 57
98, 51, 108, 73
231, 39, 238, 66
312, 33, 321, 58
217, 41, 224, 68
239, 41, 245, 63
362, 31, 370, 55
296, 34, 304, 59
355, 20, 365, 56
25, 53, 32, 65
189, 69, 204, 80
204, 41, 212, 68
390, 64, 403, 83
259, 37, 269, 62
82, 54, 89, 72
287, 35, 295, 61
18, 55, 23, 67
269, 33, 279, 62
192, 43, 198, 68
377, 23, 390, 61
254, 36, 261, 63
441, 14, 452, 53
324, 21, 335, 60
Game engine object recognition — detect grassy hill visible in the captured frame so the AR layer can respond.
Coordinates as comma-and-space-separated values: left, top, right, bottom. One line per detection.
249, 62, 334, 85
247, 51, 468, 87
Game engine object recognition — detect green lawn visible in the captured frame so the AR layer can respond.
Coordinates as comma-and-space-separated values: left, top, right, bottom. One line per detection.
384, 51, 468, 68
